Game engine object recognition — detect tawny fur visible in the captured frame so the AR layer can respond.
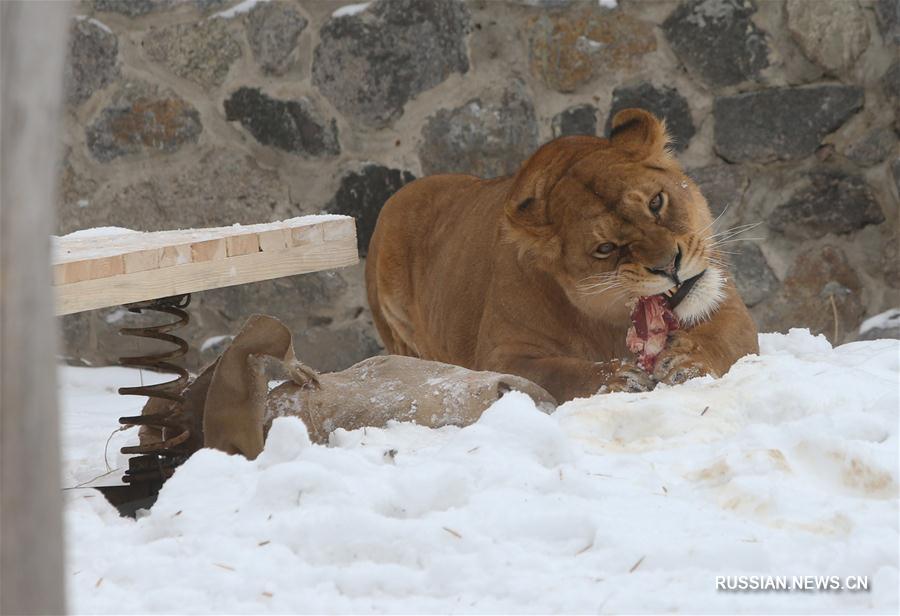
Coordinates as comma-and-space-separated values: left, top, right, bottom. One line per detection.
366, 109, 759, 402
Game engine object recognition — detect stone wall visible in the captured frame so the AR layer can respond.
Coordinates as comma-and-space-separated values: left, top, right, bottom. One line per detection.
59, 0, 900, 371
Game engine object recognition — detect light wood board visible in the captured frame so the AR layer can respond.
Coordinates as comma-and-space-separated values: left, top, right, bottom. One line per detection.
53, 216, 358, 315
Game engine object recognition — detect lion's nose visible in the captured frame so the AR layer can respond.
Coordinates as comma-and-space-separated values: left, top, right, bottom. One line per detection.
647, 247, 682, 283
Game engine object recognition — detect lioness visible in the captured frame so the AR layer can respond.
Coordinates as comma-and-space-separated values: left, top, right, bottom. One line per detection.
366, 109, 759, 402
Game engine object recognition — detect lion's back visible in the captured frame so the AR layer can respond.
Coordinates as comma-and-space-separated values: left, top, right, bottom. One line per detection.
366, 174, 510, 364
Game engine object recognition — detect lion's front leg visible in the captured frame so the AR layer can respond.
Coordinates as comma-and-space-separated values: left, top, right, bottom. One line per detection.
489, 354, 655, 403
651, 293, 759, 385
651, 330, 718, 385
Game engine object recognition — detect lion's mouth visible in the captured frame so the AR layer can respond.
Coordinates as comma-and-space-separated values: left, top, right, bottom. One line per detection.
625, 270, 706, 372
660, 270, 705, 311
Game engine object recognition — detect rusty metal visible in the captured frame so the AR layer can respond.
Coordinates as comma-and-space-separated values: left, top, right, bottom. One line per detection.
116, 294, 194, 485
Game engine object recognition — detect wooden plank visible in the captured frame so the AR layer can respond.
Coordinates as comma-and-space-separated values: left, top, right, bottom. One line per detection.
226, 233, 260, 257
190, 238, 226, 262
123, 247, 162, 274
1, 1, 69, 614
291, 224, 324, 246
159, 243, 192, 268
54, 217, 351, 270
53, 254, 125, 284
258, 228, 290, 252
54, 233, 358, 315
322, 218, 356, 241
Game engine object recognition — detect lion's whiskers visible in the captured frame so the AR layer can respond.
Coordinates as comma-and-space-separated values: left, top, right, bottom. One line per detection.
705, 223, 762, 243
704, 221, 762, 243
582, 287, 631, 303
576, 272, 619, 289
696, 203, 731, 237
709, 237, 764, 248
577, 281, 625, 295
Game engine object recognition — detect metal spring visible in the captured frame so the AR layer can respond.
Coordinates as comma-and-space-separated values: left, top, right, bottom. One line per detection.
116, 294, 193, 483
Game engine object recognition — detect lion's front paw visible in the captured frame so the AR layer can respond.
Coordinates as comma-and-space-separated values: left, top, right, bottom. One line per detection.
602, 359, 657, 393
652, 352, 716, 385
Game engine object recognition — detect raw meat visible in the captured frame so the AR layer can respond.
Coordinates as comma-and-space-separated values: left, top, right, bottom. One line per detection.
626, 295, 679, 372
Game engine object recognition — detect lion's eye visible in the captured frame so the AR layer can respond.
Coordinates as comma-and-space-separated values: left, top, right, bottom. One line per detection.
593, 242, 617, 258
649, 192, 666, 214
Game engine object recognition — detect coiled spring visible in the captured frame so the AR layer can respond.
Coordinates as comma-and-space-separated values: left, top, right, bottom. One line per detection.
116, 294, 193, 484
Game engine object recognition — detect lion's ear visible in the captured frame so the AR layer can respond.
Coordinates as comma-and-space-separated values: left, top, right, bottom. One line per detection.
504, 136, 601, 231
609, 108, 669, 155
505, 174, 552, 229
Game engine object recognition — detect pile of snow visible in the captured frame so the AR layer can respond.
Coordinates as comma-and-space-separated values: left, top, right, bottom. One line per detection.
62, 330, 898, 613
860, 308, 900, 335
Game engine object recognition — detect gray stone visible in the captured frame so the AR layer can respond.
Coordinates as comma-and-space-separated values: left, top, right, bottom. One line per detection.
204, 272, 349, 324
326, 165, 416, 256
713, 85, 864, 163
57, 149, 292, 234
842, 128, 895, 166
85, 82, 202, 162
92, 0, 172, 17
884, 62, 900, 100
662, 0, 769, 87
521, 0, 575, 7
58, 149, 99, 214
881, 229, 900, 289
858, 317, 900, 341
605, 83, 695, 152
293, 319, 385, 373
885, 63, 900, 138
729, 243, 778, 307
245, 2, 307, 75
94, 0, 226, 16
223, 87, 339, 157
768, 169, 884, 239
193, 0, 230, 12
419, 80, 539, 178
892, 156, 900, 198
753, 245, 864, 344
64, 18, 118, 106
688, 164, 749, 218
312, 0, 470, 128
786, 0, 869, 74
858, 325, 900, 340
528, 8, 657, 93
143, 19, 242, 89
551, 104, 598, 138
876, 0, 900, 45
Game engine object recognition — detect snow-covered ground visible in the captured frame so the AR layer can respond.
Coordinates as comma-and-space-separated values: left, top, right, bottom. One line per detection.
62, 330, 899, 614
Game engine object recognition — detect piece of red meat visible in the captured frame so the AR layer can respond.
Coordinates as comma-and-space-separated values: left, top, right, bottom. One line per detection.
626, 295, 679, 373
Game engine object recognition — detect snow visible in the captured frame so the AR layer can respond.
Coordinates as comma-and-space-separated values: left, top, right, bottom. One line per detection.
75, 15, 113, 34
860, 308, 900, 335
332, 3, 371, 18
53, 215, 352, 263
598, 0, 618, 8
200, 334, 235, 352
61, 226, 139, 239
211, 0, 269, 19
62, 330, 899, 613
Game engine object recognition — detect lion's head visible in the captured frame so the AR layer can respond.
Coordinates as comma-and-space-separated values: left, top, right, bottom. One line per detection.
503, 108, 726, 326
